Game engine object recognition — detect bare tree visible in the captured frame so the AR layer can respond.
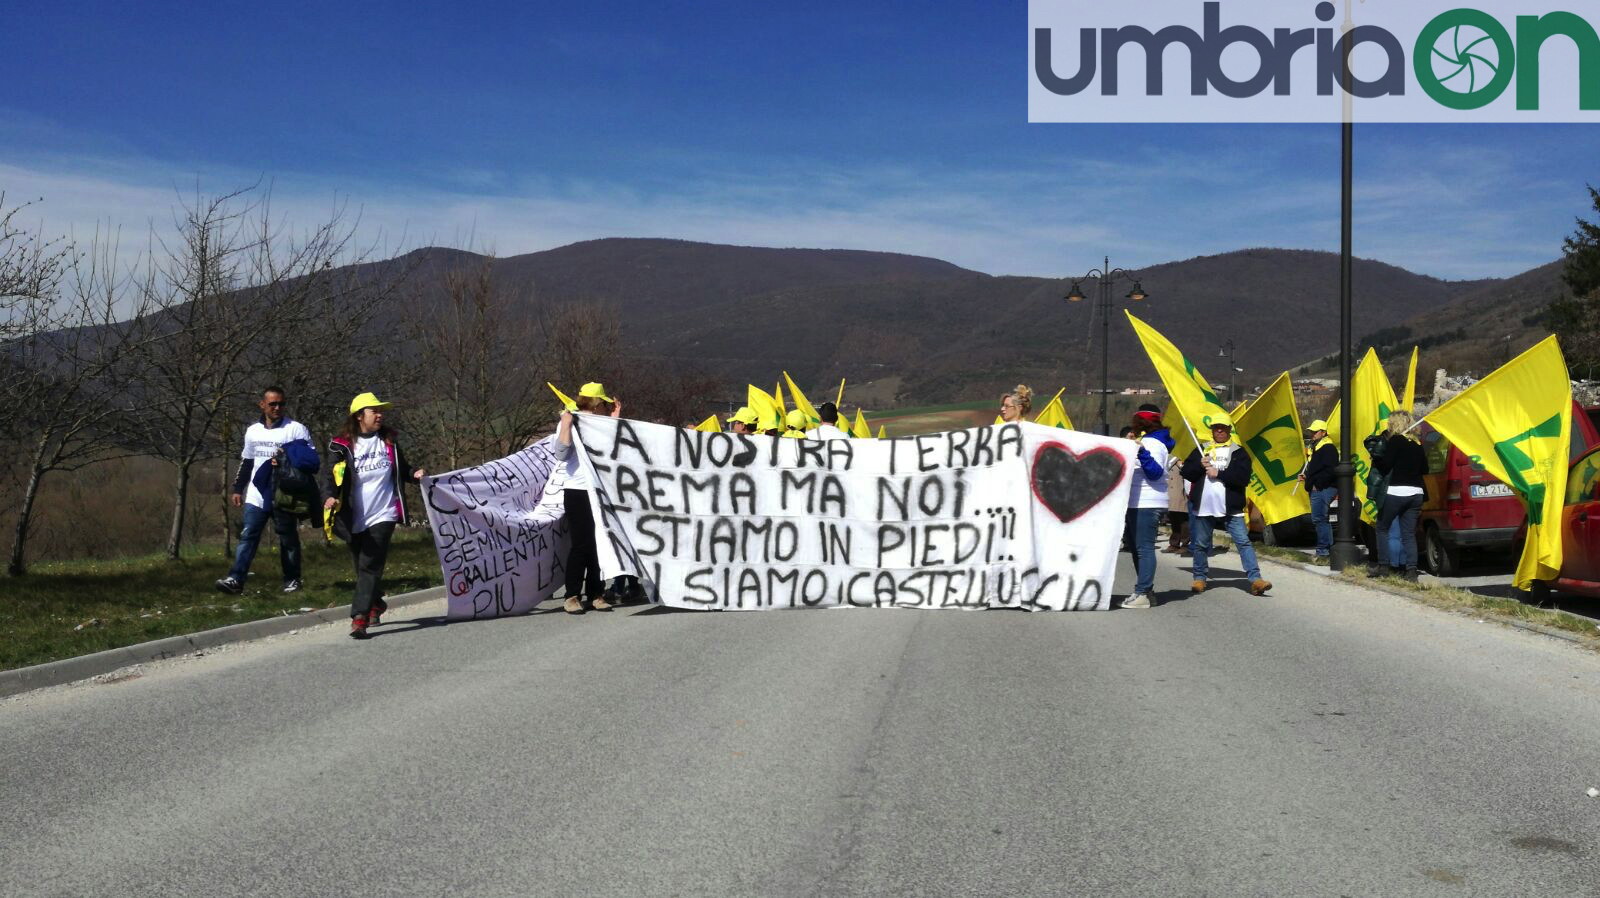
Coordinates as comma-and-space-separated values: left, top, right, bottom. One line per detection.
0, 194, 74, 344
127, 185, 408, 560
4, 229, 155, 575
407, 253, 546, 470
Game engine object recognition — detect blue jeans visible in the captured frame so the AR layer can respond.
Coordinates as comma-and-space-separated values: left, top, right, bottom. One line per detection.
228, 503, 302, 583
1310, 487, 1337, 556
1190, 513, 1261, 583
1129, 507, 1164, 595
1375, 494, 1424, 571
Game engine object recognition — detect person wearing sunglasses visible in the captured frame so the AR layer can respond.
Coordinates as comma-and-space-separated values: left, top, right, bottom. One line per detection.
216, 386, 314, 595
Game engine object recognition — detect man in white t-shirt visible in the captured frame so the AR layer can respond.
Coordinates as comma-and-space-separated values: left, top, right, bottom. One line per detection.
809, 402, 850, 440
1179, 417, 1272, 597
216, 386, 313, 595
1122, 405, 1174, 608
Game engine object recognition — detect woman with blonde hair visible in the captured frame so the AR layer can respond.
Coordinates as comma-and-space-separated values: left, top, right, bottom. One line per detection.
999, 385, 1033, 423
1366, 409, 1428, 581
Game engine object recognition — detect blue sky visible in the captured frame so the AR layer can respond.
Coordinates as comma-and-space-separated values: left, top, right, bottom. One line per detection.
3, 0, 1597, 279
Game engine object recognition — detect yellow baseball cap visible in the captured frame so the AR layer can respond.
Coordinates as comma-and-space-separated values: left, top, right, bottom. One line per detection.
1308, 419, 1329, 433
578, 382, 614, 403
726, 406, 759, 426
1206, 412, 1235, 430
785, 409, 808, 431
349, 391, 392, 414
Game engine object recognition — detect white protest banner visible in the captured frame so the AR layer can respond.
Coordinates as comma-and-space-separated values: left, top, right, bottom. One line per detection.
424, 436, 570, 619
567, 416, 1135, 611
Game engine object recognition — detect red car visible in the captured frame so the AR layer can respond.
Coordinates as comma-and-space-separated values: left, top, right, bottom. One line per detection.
1528, 443, 1600, 600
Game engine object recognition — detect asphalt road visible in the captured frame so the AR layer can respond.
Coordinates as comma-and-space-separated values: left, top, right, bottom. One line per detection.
4, 553, 1600, 897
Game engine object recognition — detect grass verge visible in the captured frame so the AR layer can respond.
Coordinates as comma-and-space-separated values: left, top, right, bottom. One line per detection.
1251, 542, 1600, 648
0, 528, 443, 671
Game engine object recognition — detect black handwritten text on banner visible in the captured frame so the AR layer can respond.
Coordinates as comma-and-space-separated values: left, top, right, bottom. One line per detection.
572, 417, 1133, 611
424, 436, 570, 619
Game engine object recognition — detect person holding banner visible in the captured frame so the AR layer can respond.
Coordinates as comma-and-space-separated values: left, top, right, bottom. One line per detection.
1181, 417, 1272, 596
1300, 419, 1339, 559
322, 393, 426, 639
556, 383, 623, 614
726, 406, 759, 435
810, 402, 850, 440
1366, 410, 1428, 581
999, 385, 1033, 423
1123, 405, 1174, 609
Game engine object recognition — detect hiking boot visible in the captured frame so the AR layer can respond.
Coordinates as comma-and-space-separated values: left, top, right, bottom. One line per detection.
350, 615, 369, 639
1191, 580, 1206, 593
563, 596, 585, 614
282, 579, 303, 593
215, 576, 243, 595
590, 594, 614, 612
369, 597, 389, 626
1250, 579, 1272, 596
1122, 593, 1152, 609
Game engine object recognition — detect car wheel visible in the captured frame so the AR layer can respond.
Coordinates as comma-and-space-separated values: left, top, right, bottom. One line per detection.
1422, 524, 1459, 577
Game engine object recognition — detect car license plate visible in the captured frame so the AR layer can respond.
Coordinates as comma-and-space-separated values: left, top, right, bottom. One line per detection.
1471, 483, 1514, 498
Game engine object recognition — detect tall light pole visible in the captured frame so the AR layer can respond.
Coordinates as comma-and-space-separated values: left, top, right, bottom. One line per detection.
1066, 256, 1146, 435
1218, 340, 1240, 403
1330, 0, 1362, 572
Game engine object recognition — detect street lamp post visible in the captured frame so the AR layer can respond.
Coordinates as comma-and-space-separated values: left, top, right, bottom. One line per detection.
1218, 340, 1240, 403
1066, 256, 1147, 435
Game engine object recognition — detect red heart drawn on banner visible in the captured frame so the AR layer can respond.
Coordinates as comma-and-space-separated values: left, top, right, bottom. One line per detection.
1030, 442, 1126, 524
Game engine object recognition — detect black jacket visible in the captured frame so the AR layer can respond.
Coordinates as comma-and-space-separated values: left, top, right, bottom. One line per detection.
1371, 434, 1427, 488
1181, 444, 1254, 518
322, 432, 423, 540
1303, 441, 1339, 491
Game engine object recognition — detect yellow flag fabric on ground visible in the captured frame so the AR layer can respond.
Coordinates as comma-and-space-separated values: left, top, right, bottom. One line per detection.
1348, 348, 1401, 524
783, 372, 820, 427
1423, 336, 1572, 589
548, 383, 578, 412
1403, 346, 1419, 414
852, 409, 872, 439
1235, 372, 1311, 526
1128, 312, 1226, 453
694, 415, 721, 433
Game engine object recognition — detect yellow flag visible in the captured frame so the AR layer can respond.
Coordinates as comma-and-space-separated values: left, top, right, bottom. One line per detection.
877, 425, 888, 439
1166, 399, 1196, 462
852, 409, 872, 439
774, 381, 788, 419
994, 414, 1005, 425
547, 383, 578, 412
1402, 346, 1419, 413
1127, 312, 1226, 451
1235, 372, 1311, 526
748, 385, 781, 432
694, 415, 721, 433
1347, 348, 1402, 524
835, 378, 846, 407
783, 371, 820, 427
1033, 395, 1075, 430
1423, 336, 1572, 589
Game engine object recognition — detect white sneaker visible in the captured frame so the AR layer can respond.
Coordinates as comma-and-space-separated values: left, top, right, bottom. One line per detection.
1122, 593, 1152, 609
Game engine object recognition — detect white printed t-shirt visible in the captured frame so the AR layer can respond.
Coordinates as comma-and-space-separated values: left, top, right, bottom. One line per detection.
1129, 435, 1170, 509
350, 434, 399, 533
810, 424, 850, 441
1195, 443, 1234, 518
239, 419, 312, 509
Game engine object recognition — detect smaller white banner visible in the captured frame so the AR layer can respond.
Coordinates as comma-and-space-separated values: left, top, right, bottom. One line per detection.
424, 436, 570, 619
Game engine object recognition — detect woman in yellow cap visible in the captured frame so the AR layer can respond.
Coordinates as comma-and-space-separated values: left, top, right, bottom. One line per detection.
725, 406, 759, 435
555, 382, 622, 614
781, 409, 809, 438
322, 392, 426, 639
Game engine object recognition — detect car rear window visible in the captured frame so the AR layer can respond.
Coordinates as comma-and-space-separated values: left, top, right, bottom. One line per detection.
1570, 449, 1600, 506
